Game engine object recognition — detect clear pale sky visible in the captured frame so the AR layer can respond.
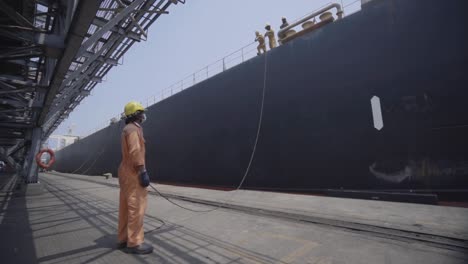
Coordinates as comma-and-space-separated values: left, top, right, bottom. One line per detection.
54, 0, 361, 137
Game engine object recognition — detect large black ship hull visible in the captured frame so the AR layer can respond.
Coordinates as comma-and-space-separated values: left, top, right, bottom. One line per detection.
54, 0, 468, 201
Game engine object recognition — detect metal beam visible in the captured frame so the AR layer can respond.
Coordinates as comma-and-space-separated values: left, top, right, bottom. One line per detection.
0, 122, 33, 128
104, 57, 119, 65
0, 79, 16, 90
24, 127, 42, 183
115, 0, 150, 39
64, 0, 79, 35
77, 0, 145, 57
0, 147, 17, 167
38, 0, 101, 125
0, 1, 37, 29
57, 33, 119, 99
46, 77, 90, 116
47, 0, 168, 119
0, 133, 25, 139
6, 59, 40, 68
0, 45, 42, 60
43, 0, 177, 137
81, 50, 95, 58
0, 108, 28, 114
35, 32, 65, 50
92, 17, 142, 41
0, 28, 34, 42
0, 111, 31, 118
0, 98, 29, 108
97, 7, 168, 14
47, 56, 105, 116
0, 87, 35, 94
7, 141, 26, 157
0, 75, 37, 87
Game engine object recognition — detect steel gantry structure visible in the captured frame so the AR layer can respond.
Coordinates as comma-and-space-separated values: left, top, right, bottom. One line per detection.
0, 0, 185, 184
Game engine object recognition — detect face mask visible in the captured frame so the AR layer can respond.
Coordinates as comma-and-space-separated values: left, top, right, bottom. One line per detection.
141, 113, 147, 123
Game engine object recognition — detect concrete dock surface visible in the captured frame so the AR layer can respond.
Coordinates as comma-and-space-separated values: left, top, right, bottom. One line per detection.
0, 172, 467, 263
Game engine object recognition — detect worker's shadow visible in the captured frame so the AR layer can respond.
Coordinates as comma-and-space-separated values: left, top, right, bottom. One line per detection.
94, 234, 119, 249
36, 234, 118, 264
69, 234, 121, 264
92, 223, 177, 250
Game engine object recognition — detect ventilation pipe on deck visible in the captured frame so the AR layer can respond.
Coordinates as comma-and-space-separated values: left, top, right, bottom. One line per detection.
277, 3, 343, 39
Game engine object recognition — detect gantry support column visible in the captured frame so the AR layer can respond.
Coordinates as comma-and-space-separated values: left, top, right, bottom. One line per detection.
23, 127, 43, 184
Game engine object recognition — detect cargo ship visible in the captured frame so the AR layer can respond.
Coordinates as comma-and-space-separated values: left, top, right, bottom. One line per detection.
53, 0, 468, 203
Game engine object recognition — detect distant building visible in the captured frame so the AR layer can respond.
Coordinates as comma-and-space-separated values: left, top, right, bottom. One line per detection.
45, 125, 80, 151
46, 134, 80, 151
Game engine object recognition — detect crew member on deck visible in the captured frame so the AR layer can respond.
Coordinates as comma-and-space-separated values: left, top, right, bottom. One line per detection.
264, 23, 277, 49
280, 17, 289, 29
255, 31, 266, 55
278, 17, 290, 42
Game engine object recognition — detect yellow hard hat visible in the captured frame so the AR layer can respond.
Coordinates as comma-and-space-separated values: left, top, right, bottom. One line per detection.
124, 101, 145, 117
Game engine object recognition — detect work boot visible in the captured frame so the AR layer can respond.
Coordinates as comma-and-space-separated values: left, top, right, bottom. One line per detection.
125, 243, 153, 254
116, 241, 127, 249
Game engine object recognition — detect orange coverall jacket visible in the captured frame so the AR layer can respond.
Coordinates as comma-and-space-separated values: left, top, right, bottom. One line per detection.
118, 122, 148, 247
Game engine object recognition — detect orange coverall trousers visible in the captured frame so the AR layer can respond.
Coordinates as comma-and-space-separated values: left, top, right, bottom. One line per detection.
118, 122, 148, 247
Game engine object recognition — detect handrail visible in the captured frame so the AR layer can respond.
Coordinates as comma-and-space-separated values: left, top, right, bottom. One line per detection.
277, 3, 343, 38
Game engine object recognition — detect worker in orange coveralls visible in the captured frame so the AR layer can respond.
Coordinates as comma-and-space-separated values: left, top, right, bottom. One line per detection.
117, 101, 152, 254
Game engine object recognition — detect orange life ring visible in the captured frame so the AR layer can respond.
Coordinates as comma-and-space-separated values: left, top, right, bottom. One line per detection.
36, 149, 55, 169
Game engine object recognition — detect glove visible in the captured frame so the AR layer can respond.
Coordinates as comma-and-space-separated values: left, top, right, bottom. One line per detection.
139, 170, 150, 187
